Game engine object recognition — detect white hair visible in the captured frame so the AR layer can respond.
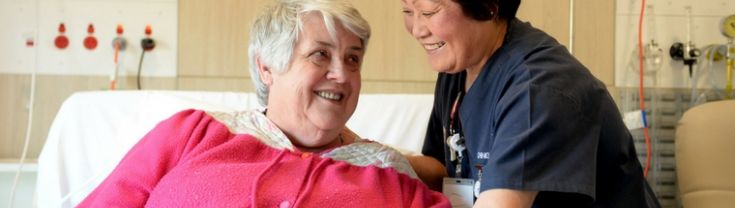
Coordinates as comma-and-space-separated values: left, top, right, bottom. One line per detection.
248, 0, 371, 106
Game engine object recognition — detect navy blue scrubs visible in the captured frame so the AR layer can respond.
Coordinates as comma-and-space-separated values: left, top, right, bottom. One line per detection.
422, 19, 660, 207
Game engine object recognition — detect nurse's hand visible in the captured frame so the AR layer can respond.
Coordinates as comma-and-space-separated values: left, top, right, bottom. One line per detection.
406, 155, 447, 191
474, 189, 538, 208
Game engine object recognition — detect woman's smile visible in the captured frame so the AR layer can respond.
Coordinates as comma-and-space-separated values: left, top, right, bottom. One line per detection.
315, 90, 344, 101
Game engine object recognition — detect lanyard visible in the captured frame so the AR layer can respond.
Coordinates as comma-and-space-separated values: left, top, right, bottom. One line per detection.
447, 91, 465, 176
448, 91, 462, 133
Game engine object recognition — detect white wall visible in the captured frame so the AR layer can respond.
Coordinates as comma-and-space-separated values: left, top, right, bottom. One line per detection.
0, 0, 178, 77
615, 0, 735, 88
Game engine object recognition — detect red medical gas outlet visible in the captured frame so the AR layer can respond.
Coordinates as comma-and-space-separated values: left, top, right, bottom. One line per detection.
83, 24, 98, 50
54, 23, 69, 49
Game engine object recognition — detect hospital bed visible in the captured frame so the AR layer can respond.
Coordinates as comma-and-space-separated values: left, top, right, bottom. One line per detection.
36, 90, 434, 207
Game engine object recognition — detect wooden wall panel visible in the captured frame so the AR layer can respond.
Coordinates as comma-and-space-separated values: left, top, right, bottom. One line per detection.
178, 0, 269, 78
176, 0, 617, 92
361, 81, 435, 94
178, 0, 436, 87
176, 76, 435, 94
574, 0, 615, 86
177, 76, 254, 91
116, 76, 179, 91
0, 74, 30, 159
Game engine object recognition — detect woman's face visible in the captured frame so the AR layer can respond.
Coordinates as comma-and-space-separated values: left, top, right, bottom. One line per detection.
401, 0, 498, 74
261, 12, 364, 149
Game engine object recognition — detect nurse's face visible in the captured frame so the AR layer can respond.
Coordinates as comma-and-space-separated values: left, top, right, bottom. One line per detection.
401, 0, 498, 74
262, 12, 364, 149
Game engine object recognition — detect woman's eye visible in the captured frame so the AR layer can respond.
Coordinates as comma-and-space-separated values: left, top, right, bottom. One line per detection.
310, 50, 330, 63
421, 11, 436, 17
315, 50, 329, 57
402, 9, 413, 16
345, 55, 361, 71
347, 55, 361, 65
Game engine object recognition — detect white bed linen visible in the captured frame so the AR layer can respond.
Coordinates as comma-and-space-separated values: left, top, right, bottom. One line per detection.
36, 90, 434, 207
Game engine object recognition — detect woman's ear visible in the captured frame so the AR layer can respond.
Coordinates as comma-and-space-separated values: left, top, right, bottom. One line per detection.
256, 57, 273, 86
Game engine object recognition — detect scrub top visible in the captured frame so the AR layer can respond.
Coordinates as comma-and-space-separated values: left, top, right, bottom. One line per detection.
422, 18, 660, 207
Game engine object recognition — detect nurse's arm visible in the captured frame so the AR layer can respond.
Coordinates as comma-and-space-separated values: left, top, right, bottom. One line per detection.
406, 155, 447, 191
473, 189, 538, 208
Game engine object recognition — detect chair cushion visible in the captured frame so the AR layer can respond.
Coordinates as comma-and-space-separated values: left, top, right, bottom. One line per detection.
675, 100, 735, 206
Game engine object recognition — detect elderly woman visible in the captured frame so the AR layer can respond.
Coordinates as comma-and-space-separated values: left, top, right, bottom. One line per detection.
78, 0, 449, 207
401, 0, 660, 207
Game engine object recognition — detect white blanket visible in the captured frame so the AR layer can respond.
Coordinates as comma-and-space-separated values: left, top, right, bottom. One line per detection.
36, 90, 434, 207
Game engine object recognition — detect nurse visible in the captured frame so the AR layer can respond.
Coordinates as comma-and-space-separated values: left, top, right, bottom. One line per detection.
401, 0, 661, 207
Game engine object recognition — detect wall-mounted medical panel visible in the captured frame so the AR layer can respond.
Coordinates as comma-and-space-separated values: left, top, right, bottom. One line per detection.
0, 0, 38, 75
615, 0, 735, 88
0, 0, 177, 77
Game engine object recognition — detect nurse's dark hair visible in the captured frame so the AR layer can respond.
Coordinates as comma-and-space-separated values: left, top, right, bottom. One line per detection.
453, 0, 521, 21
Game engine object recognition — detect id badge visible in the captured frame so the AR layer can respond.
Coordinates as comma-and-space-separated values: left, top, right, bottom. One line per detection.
442, 177, 474, 208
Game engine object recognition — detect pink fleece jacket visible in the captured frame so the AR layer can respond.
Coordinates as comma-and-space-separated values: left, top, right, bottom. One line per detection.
78, 109, 449, 207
